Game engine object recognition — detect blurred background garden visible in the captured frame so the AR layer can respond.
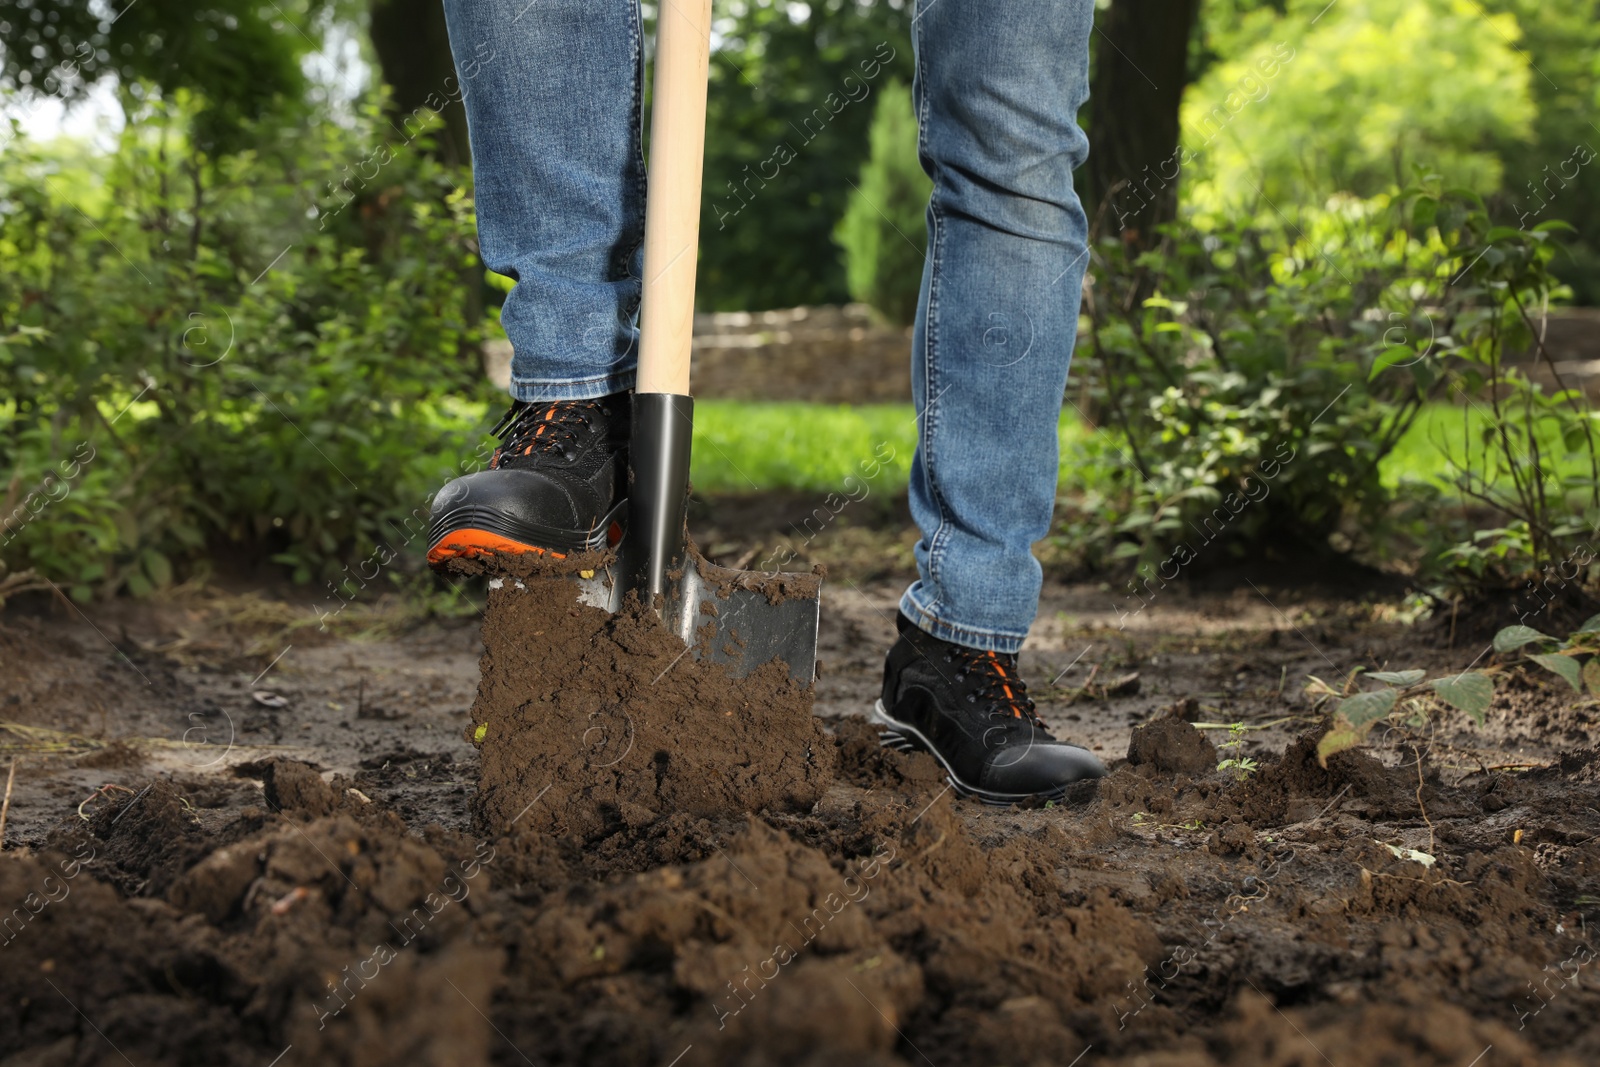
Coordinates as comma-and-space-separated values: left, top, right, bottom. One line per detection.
2, 0, 1598, 621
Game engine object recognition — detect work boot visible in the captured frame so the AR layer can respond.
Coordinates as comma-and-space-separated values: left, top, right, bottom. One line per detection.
427, 394, 629, 567
873, 612, 1106, 803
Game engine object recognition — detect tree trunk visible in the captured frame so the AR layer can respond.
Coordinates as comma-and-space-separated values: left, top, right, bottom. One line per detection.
1084, 0, 1201, 247
368, 0, 473, 168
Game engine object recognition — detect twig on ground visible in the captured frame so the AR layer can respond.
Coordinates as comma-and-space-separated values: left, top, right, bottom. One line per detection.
1192, 716, 1303, 731
1450, 761, 1552, 774
0, 757, 16, 848
77, 782, 135, 821
1359, 864, 1473, 888
1313, 783, 1353, 822
1412, 742, 1435, 854
914, 830, 949, 863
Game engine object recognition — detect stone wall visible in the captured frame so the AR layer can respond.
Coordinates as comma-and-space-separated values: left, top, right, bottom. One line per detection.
482, 304, 912, 403
481, 303, 1600, 402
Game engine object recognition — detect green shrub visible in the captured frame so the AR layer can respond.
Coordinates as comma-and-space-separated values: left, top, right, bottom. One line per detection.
1066, 178, 1580, 591
0, 95, 498, 600
834, 79, 931, 326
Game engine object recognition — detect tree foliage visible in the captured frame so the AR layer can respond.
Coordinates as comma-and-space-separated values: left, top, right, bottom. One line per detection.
0, 0, 334, 153
4, 0, 1600, 604
834, 79, 929, 326
698, 0, 914, 310
1182, 0, 1536, 216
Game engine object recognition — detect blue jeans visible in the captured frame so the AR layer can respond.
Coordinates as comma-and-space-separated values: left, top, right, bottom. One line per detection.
442, 0, 1094, 654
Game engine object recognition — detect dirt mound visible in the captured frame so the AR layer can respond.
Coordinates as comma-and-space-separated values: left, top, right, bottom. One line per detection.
7, 756, 1164, 1067
17, 524, 1600, 1065
1127, 714, 1218, 775
64, 779, 211, 896
1098, 991, 1565, 1066
512, 803, 1158, 1064
4, 728, 1599, 1067
833, 715, 947, 790
7, 794, 502, 1067
0, 847, 267, 1066
467, 576, 835, 839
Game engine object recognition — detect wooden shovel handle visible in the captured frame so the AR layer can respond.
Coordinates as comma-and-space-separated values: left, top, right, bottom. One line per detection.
636, 0, 712, 396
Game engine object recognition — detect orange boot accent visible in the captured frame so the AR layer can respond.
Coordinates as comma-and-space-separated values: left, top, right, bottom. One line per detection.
426, 528, 568, 565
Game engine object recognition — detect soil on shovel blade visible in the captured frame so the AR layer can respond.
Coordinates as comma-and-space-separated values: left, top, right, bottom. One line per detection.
465, 567, 834, 838
2, 547, 1599, 1067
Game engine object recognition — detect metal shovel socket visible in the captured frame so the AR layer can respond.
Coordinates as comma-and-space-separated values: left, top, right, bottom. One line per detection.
626, 392, 695, 605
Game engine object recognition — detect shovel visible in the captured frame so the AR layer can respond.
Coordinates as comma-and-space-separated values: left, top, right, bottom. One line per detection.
547, 0, 821, 682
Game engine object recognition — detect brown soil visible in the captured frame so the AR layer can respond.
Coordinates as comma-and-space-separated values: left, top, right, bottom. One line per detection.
1127, 708, 1219, 775
466, 575, 834, 840
2, 497, 1598, 1067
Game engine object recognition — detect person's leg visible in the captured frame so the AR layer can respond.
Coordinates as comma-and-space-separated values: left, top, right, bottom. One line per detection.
873, 0, 1101, 800
441, 0, 645, 401
899, 0, 1095, 652
427, 0, 642, 564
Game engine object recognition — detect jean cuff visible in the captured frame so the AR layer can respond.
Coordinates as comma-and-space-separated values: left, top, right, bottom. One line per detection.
898, 587, 1027, 655
509, 367, 636, 402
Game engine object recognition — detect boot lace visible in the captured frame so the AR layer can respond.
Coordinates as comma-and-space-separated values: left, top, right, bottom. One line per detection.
492, 399, 610, 462
941, 647, 1045, 727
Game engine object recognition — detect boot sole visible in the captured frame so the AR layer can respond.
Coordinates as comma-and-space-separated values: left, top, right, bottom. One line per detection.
426, 499, 626, 568
869, 699, 1072, 806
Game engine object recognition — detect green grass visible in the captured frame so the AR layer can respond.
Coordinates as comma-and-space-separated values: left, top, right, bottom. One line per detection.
1377, 402, 1591, 492
689, 400, 1594, 497
691, 402, 918, 493
104, 395, 1580, 499
690, 401, 1094, 494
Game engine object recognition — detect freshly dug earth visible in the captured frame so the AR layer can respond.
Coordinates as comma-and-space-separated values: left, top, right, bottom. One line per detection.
466, 574, 834, 838
3, 562, 1600, 1067
3, 722, 1597, 1067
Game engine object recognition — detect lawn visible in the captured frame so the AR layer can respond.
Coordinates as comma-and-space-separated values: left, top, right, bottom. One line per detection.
690, 400, 1583, 496
1375, 401, 1593, 492
67, 396, 1570, 500
690, 401, 1091, 494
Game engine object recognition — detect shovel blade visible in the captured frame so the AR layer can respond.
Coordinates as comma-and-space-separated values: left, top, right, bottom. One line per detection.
667, 559, 821, 683
562, 554, 821, 683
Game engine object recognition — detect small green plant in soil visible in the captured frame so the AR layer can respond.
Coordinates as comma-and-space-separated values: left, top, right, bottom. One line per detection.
1216, 722, 1260, 781
1312, 614, 1600, 763
1491, 617, 1600, 695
